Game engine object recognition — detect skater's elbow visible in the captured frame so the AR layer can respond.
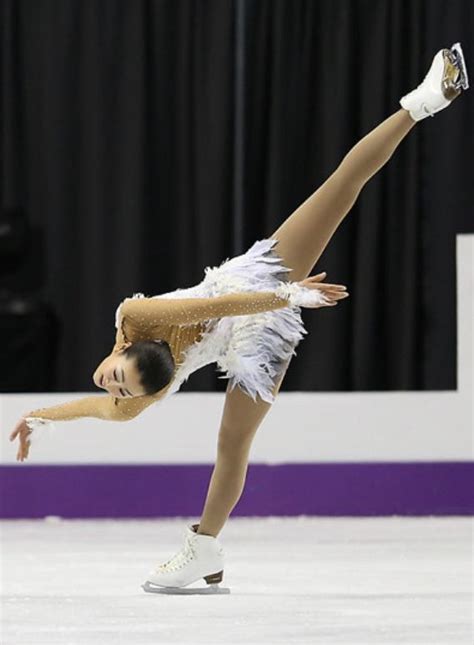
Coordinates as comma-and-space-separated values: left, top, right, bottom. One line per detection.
108, 404, 143, 422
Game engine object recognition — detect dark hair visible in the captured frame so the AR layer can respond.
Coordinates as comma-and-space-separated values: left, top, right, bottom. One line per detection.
122, 340, 175, 396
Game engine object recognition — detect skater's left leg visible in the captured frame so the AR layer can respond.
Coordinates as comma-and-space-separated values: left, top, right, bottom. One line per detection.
197, 362, 289, 537
270, 43, 470, 282
269, 108, 417, 282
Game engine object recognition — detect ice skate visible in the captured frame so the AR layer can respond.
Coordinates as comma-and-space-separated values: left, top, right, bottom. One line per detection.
141, 523, 231, 595
400, 41, 469, 121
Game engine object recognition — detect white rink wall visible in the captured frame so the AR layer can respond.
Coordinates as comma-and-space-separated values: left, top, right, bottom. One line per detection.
0, 235, 472, 466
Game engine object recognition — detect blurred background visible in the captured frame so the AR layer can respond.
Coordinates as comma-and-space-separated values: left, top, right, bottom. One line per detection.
2, 0, 473, 396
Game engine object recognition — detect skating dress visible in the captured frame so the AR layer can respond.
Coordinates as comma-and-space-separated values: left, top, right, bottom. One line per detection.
26, 239, 309, 426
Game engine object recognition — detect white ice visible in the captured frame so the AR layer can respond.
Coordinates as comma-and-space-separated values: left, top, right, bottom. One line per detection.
1, 517, 472, 644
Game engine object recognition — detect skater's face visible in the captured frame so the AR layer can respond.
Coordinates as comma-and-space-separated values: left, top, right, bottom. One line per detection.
93, 347, 145, 398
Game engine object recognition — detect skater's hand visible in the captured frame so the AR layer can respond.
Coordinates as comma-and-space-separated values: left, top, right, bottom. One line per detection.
9, 417, 33, 462
297, 272, 349, 308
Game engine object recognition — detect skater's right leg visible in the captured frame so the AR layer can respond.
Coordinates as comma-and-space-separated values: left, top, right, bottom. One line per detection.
197, 361, 290, 538
142, 365, 290, 593
196, 399, 268, 537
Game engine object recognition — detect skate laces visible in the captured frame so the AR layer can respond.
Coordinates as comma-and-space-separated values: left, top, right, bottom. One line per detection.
158, 534, 196, 572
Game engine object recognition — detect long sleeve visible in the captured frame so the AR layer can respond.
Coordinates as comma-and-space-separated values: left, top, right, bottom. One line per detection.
112, 306, 128, 351
120, 291, 291, 327
27, 393, 159, 423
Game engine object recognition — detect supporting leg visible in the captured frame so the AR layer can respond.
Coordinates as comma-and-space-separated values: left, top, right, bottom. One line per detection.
197, 361, 290, 537
270, 108, 417, 281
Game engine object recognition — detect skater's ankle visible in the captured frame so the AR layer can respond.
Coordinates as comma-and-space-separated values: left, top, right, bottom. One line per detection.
194, 523, 218, 538
400, 107, 418, 124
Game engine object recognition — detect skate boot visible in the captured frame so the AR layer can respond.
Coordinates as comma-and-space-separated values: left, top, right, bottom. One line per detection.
141, 523, 230, 595
400, 41, 469, 121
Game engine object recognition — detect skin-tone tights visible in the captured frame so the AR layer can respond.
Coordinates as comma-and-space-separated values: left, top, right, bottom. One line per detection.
197, 109, 417, 537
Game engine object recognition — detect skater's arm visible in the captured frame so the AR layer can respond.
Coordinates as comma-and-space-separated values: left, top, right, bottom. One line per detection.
120, 291, 291, 326
26, 392, 158, 423
21, 313, 164, 424
10, 393, 164, 461
120, 276, 350, 326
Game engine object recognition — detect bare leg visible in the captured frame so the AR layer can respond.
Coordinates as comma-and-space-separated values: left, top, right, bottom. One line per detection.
271, 108, 417, 281
197, 109, 417, 537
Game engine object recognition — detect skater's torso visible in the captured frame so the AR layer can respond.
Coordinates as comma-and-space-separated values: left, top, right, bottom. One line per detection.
101, 313, 216, 418
25, 239, 297, 422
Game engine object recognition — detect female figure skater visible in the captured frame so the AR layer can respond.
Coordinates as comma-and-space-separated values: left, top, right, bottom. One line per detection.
10, 43, 469, 594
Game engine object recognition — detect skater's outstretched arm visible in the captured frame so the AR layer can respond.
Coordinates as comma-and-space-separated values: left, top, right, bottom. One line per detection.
26, 391, 161, 422
9, 292, 288, 461
119, 278, 348, 328
119, 291, 291, 327
9, 385, 169, 462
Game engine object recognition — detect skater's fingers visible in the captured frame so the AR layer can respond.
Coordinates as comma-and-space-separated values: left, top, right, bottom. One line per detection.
306, 273, 326, 283
22, 434, 30, 452
303, 273, 326, 284
304, 280, 345, 291
10, 417, 28, 442
316, 283, 347, 291
9, 425, 21, 441
17, 434, 27, 462
313, 289, 347, 300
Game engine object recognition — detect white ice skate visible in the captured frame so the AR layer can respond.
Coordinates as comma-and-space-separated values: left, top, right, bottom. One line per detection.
141, 523, 230, 595
400, 42, 469, 121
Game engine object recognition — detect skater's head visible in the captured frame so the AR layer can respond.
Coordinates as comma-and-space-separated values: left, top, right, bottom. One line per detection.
93, 340, 175, 398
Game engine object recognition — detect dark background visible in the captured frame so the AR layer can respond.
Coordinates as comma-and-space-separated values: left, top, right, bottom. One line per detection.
2, 0, 473, 394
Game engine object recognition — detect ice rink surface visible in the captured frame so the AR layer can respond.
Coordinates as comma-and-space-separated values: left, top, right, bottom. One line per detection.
1, 517, 472, 644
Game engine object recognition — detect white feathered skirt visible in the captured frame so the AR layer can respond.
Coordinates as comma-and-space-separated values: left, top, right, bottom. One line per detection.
158, 238, 308, 404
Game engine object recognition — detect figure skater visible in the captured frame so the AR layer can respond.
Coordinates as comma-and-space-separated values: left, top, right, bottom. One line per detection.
9, 43, 469, 595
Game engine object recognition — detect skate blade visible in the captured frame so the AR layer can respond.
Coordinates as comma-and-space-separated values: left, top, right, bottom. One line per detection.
450, 42, 469, 90
141, 581, 231, 595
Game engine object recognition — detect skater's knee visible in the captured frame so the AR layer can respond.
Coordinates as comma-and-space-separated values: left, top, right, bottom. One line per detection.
217, 420, 258, 455
333, 158, 365, 196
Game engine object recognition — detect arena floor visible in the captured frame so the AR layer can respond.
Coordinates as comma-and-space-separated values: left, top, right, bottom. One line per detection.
1, 517, 472, 644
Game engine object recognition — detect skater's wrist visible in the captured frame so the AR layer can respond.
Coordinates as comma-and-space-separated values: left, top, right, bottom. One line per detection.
274, 282, 331, 308
23, 416, 55, 445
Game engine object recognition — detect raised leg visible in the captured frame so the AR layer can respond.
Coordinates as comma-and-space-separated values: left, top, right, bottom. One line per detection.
270, 108, 417, 281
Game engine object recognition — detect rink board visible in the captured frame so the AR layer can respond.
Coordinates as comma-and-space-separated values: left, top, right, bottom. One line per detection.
0, 462, 473, 518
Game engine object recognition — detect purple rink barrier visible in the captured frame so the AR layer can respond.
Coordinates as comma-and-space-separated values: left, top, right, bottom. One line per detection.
0, 462, 473, 518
